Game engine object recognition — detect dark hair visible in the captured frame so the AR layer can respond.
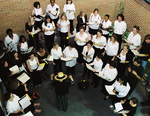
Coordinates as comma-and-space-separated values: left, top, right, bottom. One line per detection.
96, 53, 103, 59
69, 42, 74, 48
53, 41, 59, 48
4, 92, 11, 101
145, 34, 150, 40
117, 14, 124, 21
50, 0, 55, 3
8, 113, 18, 116
19, 35, 27, 43
93, 8, 99, 13
124, 44, 129, 50
66, 0, 72, 4
79, 27, 85, 31
117, 73, 127, 86
6, 28, 12, 34
10, 79, 19, 90
111, 34, 117, 42
33, 1, 40, 8
38, 44, 44, 50
44, 15, 52, 26
86, 41, 93, 46
133, 25, 140, 32
105, 14, 110, 18
109, 61, 117, 68
97, 29, 103, 34
134, 57, 142, 64
0, 60, 7, 67
130, 97, 138, 105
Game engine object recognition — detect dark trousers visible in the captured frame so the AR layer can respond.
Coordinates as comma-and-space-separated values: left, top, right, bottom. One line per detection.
103, 34, 109, 41
93, 46, 104, 57
35, 20, 43, 29
51, 17, 59, 27
66, 66, 75, 75
76, 44, 84, 63
60, 32, 68, 50
45, 34, 55, 53
83, 60, 92, 78
53, 59, 62, 75
102, 53, 113, 68
92, 73, 100, 87
114, 34, 122, 53
56, 94, 68, 111
69, 20, 74, 34
31, 71, 42, 86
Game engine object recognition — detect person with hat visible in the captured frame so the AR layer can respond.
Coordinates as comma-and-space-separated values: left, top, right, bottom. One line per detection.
51, 72, 74, 111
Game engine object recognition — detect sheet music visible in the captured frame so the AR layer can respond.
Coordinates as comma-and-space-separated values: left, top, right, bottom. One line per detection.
31, 29, 41, 35
86, 63, 95, 72
24, 111, 34, 116
17, 72, 30, 84
61, 57, 73, 61
118, 110, 130, 114
9, 65, 20, 75
115, 102, 123, 112
36, 64, 45, 71
131, 50, 146, 57
19, 94, 31, 109
105, 85, 116, 95
44, 55, 53, 61
25, 47, 34, 54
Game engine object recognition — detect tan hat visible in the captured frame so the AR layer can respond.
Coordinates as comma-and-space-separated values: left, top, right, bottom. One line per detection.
54, 72, 67, 81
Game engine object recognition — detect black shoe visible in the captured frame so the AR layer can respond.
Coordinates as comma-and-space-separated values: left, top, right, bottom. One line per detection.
91, 82, 94, 85
141, 101, 149, 106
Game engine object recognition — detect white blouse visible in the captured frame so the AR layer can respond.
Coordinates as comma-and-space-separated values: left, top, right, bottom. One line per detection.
28, 57, 38, 70
105, 39, 119, 56
90, 58, 103, 72
4, 33, 19, 52
63, 46, 78, 67
102, 64, 118, 82
114, 20, 127, 35
42, 22, 55, 35
119, 53, 126, 61
63, 3, 76, 20
75, 32, 88, 46
58, 19, 70, 33
82, 46, 95, 63
92, 35, 106, 49
127, 32, 141, 50
34, 8, 42, 21
20, 42, 28, 53
51, 47, 63, 60
89, 13, 101, 29
112, 80, 130, 98
101, 19, 112, 35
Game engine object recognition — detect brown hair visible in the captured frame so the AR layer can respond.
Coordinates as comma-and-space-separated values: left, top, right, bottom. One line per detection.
110, 34, 117, 42
79, 11, 85, 17
61, 13, 67, 22
53, 41, 59, 48
28, 16, 35, 26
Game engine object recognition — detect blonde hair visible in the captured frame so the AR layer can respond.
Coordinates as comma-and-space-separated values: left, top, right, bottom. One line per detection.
61, 13, 67, 22
28, 16, 35, 26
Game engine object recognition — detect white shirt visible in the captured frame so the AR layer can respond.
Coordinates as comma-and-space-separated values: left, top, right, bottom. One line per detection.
89, 13, 101, 29
63, 3, 75, 20
46, 4, 60, 19
127, 32, 141, 50
63, 47, 78, 67
101, 19, 112, 35
102, 64, 118, 82
42, 22, 55, 35
6, 94, 21, 114
4, 33, 19, 52
90, 58, 103, 72
58, 19, 70, 33
82, 46, 95, 63
34, 8, 42, 21
92, 35, 106, 49
114, 20, 127, 35
51, 47, 63, 60
119, 52, 126, 61
20, 42, 28, 52
75, 32, 88, 46
105, 39, 119, 56
112, 80, 130, 98
28, 57, 38, 70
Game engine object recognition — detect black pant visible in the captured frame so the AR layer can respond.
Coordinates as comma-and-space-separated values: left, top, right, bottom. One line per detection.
51, 17, 59, 27
83, 60, 92, 77
60, 32, 68, 50
92, 73, 100, 87
103, 34, 109, 41
93, 46, 104, 57
66, 66, 75, 75
53, 59, 62, 75
31, 70, 42, 86
114, 33, 122, 53
102, 53, 113, 68
76, 44, 84, 63
35, 20, 43, 29
69, 20, 74, 34
45, 34, 55, 53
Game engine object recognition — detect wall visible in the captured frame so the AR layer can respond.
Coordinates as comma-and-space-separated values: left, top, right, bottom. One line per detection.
0, 0, 121, 40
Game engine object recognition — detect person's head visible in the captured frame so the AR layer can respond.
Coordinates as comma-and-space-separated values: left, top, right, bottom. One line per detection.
133, 57, 142, 66
79, 27, 85, 34
66, 0, 72, 4
93, 8, 99, 15
61, 13, 67, 21
110, 34, 117, 43
33, 1, 40, 9
53, 41, 59, 49
96, 53, 103, 61
145, 34, 150, 43
117, 74, 127, 85
123, 45, 129, 52
117, 14, 124, 22
50, 0, 55, 6
45, 15, 51, 25
133, 25, 140, 34
129, 97, 138, 107
97, 30, 103, 38
10, 79, 20, 90
28, 16, 35, 26
54, 72, 67, 82
79, 11, 85, 17
19, 35, 26, 43
38, 45, 44, 53
0, 60, 8, 68
109, 61, 117, 68
4, 92, 14, 101
68, 42, 74, 50
104, 14, 110, 22
6, 28, 13, 37
29, 53, 35, 60
86, 41, 93, 49
11, 51, 18, 59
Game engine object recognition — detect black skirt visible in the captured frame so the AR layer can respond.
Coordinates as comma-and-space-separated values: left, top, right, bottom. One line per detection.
89, 28, 98, 35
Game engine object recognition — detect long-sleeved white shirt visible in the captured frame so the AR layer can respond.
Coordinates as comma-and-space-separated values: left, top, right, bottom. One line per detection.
127, 32, 141, 50
63, 3, 75, 20
114, 20, 127, 35
90, 58, 103, 72
92, 35, 106, 49
46, 4, 60, 19
112, 80, 130, 98
89, 13, 101, 29
51, 47, 63, 60
102, 64, 118, 82
82, 46, 95, 63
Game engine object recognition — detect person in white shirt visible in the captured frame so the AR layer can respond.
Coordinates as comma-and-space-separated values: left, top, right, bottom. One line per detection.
42, 15, 56, 52
92, 30, 106, 56
63, 43, 78, 76
103, 34, 119, 67
57, 13, 70, 50
63, 0, 76, 34
100, 14, 112, 40
125, 25, 141, 50
32, 1, 43, 29
46, 0, 60, 26
114, 14, 127, 52
74, 27, 89, 63
87, 8, 101, 40
4, 29, 19, 52
89, 53, 103, 88
51, 42, 63, 75
82, 41, 95, 78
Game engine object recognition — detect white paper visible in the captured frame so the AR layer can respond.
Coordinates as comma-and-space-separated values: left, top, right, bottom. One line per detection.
25, 47, 34, 54
31, 29, 41, 35
9, 65, 20, 75
118, 110, 130, 114
131, 50, 146, 57
6, 42, 13, 53
105, 85, 116, 95
44, 55, 53, 61
86, 63, 95, 72
61, 57, 73, 61
95, 71, 103, 77
115, 102, 123, 112
37, 65, 44, 71
24, 111, 34, 116
19, 95, 31, 109
17, 73, 30, 84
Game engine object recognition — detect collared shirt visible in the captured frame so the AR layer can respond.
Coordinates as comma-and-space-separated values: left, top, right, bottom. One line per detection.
63, 3, 75, 20
58, 19, 70, 33
46, 4, 60, 19
75, 32, 88, 46
127, 32, 141, 50
90, 58, 103, 72
101, 19, 112, 35
42, 22, 55, 35
92, 35, 106, 49
51, 47, 63, 60
89, 13, 101, 29
114, 20, 127, 35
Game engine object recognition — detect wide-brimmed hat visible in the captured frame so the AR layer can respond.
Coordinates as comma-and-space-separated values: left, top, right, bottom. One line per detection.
54, 72, 67, 81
